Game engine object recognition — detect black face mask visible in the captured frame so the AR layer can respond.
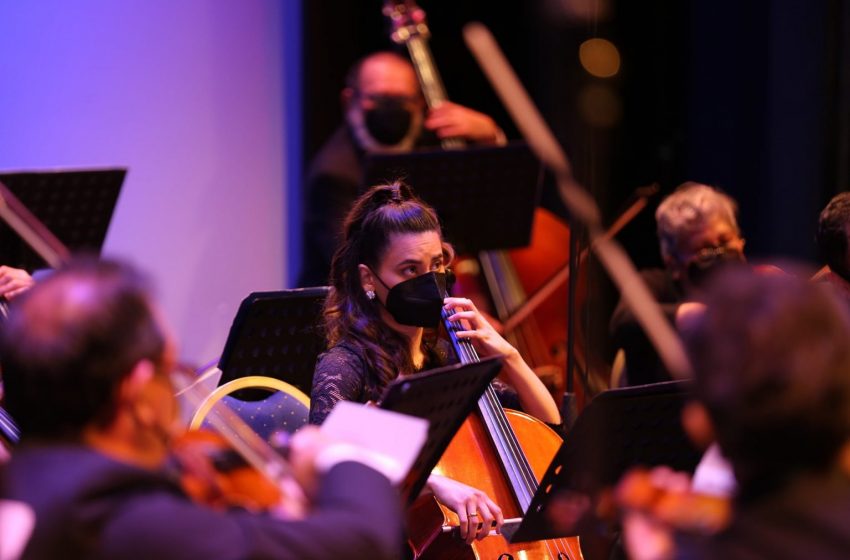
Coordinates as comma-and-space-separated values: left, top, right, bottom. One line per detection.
374, 271, 447, 328
685, 246, 746, 287
364, 96, 413, 145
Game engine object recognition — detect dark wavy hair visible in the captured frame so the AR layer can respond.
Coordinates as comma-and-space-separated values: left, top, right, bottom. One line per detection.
817, 192, 850, 279
324, 181, 452, 390
1, 258, 166, 440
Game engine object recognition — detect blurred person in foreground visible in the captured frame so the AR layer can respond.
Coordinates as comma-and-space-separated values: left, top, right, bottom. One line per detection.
0, 258, 402, 560
299, 51, 506, 287
619, 269, 850, 560
813, 191, 850, 304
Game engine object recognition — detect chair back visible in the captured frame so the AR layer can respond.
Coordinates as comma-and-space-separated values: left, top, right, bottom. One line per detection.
190, 376, 310, 441
216, 287, 329, 398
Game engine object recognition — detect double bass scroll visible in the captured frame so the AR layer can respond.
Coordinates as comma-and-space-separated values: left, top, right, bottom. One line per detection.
383, 0, 465, 149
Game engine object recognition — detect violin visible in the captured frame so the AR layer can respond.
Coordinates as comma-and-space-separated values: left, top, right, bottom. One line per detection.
614, 467, 731, 535
170, 429, 286, 512
171, 366, 308, 518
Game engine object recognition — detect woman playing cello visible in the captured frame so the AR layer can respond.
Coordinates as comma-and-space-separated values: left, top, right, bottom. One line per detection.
309, 181, 564, 547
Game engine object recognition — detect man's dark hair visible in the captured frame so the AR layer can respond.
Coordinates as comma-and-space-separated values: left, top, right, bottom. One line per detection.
686, 269, 850, 498
0, 258, 166, 440
816, 192, 850, 278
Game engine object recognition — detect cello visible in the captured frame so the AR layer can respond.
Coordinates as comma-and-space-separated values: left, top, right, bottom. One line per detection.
405, 299, 583, 559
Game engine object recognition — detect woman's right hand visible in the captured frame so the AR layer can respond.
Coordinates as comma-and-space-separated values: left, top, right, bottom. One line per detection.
426, 473, 504, 543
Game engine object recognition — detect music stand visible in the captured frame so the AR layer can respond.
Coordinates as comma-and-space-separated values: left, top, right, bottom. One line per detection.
217, 287, 329, 398
505, 380, 703, 542
0, 168, 125, 271
380, 355, 503, 503
362, 142, 542, 253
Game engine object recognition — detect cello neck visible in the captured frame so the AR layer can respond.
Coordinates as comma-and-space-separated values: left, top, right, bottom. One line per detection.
442, 307, 538, 511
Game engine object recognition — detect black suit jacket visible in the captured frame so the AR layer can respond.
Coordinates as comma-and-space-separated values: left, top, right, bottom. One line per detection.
2, 443, 402, 560
678, 471, 850, 560
609, 268, 682, 386
299, 126, 364, 288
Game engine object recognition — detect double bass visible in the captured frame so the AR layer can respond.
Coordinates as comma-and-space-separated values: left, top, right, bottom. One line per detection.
383, 0, 589, 400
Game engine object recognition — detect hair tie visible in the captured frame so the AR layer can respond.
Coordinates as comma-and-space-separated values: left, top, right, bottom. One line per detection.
390, 184, 402, 203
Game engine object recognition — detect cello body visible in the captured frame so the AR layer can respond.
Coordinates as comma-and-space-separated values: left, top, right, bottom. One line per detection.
407, 410, 584, 560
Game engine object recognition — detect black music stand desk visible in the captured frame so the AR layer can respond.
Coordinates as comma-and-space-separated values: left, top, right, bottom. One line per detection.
0, 168, 125, 271
362, 142, 542, 253
217, 287, 329, 397
380, 355, 503, 503
505, 380, 703, 542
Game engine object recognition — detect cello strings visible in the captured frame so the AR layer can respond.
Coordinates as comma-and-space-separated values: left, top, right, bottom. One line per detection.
443, 307, 540, 508
445, 309, 573, 558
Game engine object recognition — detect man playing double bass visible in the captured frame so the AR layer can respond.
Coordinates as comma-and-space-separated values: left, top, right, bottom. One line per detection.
299, 51, 506, 287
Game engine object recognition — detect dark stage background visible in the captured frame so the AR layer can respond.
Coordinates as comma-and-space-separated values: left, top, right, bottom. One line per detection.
302, 0, 850, 364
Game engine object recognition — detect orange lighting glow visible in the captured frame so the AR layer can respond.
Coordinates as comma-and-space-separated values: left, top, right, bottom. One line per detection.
579, 38, 620, 78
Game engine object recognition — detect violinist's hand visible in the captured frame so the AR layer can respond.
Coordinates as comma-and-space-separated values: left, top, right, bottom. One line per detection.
287, 426, 332, 501
618, 466, 690, 560
443, 297, 516, 360
675, 302, 706, 338
0, 266, 34, 300
424, 101, 506, 145
426, 473, 504, 544
621, 508, 677, 560
617, 465, 732, 560
289, 426, 407, 505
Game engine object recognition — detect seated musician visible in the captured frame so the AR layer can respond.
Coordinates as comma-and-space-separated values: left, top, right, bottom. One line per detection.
299, 50, 506, 287
813, 191, 850, 304
0, 258, 403, 560
610, 182, 746, 386
309, 182, 562, 543
621, 269, 850, 559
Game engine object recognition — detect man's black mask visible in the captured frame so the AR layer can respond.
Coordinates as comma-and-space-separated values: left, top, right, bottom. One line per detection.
685, 247, 746, 287
376, 271, 447, 328
364, 96, 413, 145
